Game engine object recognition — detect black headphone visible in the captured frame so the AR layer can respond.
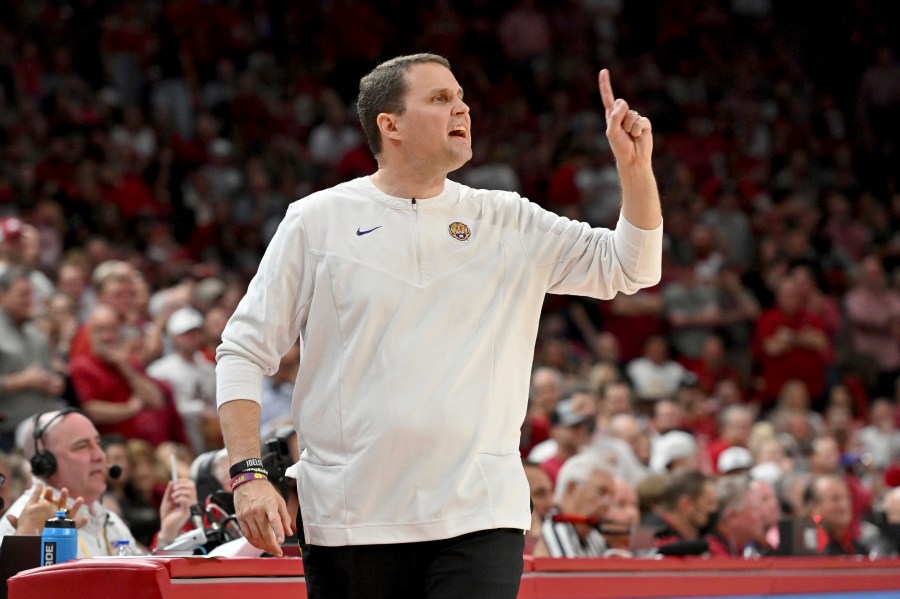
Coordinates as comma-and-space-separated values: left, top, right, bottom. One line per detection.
30, 407, 81, 478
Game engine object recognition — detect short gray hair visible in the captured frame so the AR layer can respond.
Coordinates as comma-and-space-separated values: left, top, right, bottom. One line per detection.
0, 265, 30, 292
716, 474, 753, 514
17, 410, 69, 461
554, 451, 614, 503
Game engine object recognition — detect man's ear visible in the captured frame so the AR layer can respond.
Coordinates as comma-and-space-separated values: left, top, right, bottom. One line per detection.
563, 480, 579, 503
556, 480, 578, 512
377, 113, 401, 142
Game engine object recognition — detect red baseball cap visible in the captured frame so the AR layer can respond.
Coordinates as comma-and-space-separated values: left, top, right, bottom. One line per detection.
0, 216, 24, 242
885, 464, 900, 488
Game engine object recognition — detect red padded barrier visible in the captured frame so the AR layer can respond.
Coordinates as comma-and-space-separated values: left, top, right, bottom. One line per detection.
9, 557, 306, 599
520, 556, 900, 599
9, 555, 900, 599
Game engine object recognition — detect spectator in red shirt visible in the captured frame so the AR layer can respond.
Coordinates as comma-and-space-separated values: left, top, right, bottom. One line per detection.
805, 474, 867, 555
682, 333, 744, 395
69, 304, 186, 446
753, 277, 832, 407
68, 260, 136, 361
707, 404, 755, 474
790, 263, 842, 344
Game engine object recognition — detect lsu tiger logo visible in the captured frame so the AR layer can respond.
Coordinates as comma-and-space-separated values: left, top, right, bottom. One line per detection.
448, 222, 471, 241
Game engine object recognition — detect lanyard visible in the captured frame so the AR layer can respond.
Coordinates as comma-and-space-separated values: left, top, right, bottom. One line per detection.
76, 522, 113, 557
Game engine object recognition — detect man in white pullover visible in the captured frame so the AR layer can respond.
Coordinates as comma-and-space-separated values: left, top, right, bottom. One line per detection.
216, 53, 662, 598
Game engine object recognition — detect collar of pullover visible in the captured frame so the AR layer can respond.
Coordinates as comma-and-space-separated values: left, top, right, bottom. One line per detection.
362, 176, 458, 210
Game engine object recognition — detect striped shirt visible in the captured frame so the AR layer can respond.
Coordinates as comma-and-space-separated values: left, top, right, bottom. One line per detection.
541, 514, 608, 557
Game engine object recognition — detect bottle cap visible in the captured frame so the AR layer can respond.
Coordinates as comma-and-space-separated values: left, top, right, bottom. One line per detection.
46, 510, 75, 528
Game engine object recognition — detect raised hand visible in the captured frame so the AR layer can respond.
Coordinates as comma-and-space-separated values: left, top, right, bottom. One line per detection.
7, 483, 86, 535
599, 69, 653, 167
158, 478, 199, 544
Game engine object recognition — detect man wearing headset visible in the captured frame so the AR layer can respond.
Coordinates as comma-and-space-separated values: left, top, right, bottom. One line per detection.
0, 408, 197, 555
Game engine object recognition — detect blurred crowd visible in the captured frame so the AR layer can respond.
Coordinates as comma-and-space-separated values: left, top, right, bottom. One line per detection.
0, 0, 899, 559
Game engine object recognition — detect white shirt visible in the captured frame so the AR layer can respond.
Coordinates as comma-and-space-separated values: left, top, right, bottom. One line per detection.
148, 351, 217, 454
147, 351, 216, 417
858, 425, 900, 469
626, 357, 687, 401
217, 176, 662, 546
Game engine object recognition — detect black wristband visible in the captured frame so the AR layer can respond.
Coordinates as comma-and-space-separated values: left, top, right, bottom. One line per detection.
229, 458, 265, 478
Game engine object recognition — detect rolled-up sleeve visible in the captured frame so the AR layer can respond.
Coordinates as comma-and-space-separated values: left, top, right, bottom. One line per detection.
609, 213, 663, 291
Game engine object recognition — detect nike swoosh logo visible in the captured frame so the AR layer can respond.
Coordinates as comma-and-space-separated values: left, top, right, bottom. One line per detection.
356, 226, 383, 236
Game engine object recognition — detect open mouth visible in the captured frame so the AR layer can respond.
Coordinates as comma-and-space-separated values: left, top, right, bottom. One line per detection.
449, 126, 468, 139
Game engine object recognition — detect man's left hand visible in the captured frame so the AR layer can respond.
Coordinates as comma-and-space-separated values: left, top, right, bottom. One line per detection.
599, 69, 653, 168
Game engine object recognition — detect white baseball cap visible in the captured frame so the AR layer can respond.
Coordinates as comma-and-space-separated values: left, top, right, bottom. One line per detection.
718, 446, 754, 474
650, 431, 698, 473
166, 307, 205, 337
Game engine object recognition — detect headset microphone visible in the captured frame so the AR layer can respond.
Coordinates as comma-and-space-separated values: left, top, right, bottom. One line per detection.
30, 408, 81, 478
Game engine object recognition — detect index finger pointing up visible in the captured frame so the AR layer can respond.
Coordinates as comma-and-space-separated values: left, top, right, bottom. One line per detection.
599, 69, 616, 117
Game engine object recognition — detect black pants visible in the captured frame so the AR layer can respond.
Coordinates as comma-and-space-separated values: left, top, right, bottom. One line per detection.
300, 528, 525, 599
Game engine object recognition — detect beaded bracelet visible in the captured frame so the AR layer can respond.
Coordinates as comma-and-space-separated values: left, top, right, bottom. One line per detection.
230, 470, 269, 492
229, 458, 265, 479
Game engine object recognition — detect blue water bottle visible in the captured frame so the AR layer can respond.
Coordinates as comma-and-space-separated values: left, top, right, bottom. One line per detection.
41, 510, 78, 566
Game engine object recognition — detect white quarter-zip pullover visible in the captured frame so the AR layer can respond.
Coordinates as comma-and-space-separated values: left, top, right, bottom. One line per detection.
217, 176, 662, 546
